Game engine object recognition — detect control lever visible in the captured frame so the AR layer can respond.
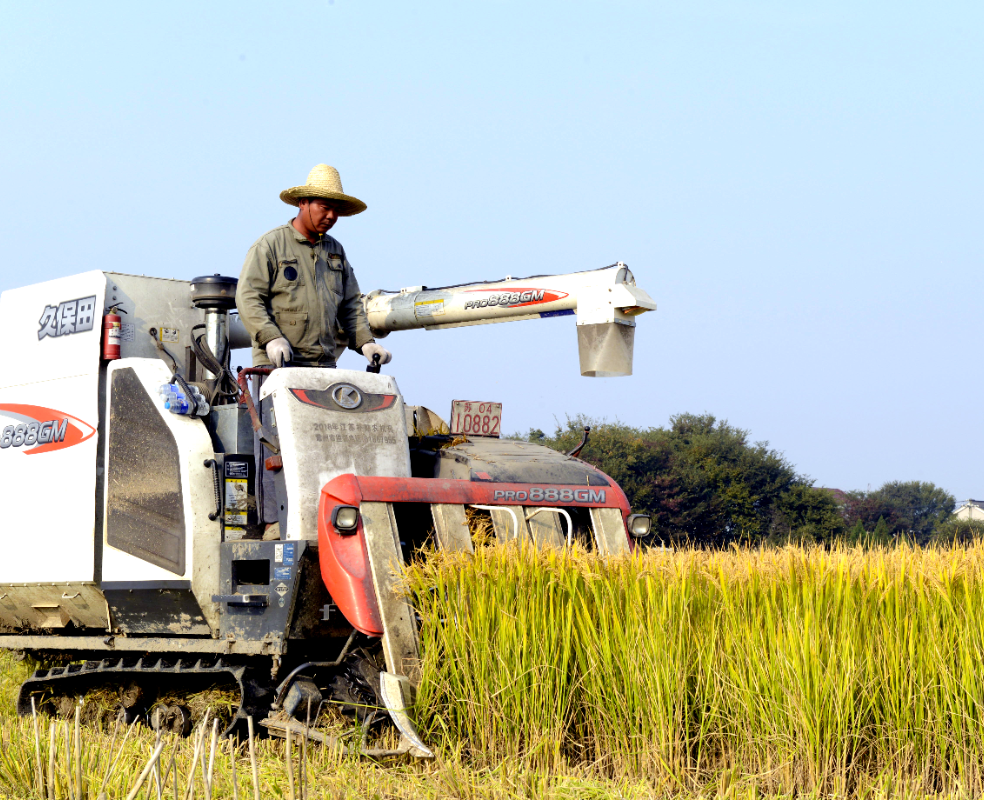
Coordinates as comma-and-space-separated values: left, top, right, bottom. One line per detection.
366, 353, 382, 374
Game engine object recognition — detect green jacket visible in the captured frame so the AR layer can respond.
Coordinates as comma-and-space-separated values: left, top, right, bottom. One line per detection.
236, 221, 375, 367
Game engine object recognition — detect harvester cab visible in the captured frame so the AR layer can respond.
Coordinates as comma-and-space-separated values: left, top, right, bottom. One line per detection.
0, 264, 656, 756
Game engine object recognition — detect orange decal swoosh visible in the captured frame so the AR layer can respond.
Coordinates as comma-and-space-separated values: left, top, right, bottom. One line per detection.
0, 404, 96, 454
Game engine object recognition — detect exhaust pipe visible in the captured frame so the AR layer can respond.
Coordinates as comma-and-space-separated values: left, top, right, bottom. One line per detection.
190, 275, 239, 379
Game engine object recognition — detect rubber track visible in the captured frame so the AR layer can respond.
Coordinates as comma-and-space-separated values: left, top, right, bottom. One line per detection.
16, 655, 271, 737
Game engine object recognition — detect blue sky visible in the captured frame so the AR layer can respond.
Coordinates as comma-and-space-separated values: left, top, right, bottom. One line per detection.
1, 2, 981, 500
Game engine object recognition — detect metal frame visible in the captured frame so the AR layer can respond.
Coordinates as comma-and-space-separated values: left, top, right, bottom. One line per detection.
0, 634, 281, 656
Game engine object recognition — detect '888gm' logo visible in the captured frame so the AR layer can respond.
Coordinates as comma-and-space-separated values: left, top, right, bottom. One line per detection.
2, 419, 67, 449
0, 405, 95, 454
493, 487, 607, 503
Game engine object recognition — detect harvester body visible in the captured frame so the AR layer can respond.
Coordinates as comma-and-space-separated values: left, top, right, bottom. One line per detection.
0, 265, 654, 754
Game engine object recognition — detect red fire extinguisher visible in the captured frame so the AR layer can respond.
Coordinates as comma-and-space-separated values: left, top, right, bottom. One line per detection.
102, 307, 122, 360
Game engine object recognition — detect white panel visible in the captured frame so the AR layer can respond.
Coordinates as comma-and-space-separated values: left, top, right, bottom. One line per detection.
0, 270, 106, 389
100, 359, 221, 630
261, 368, 412, 541
0, 271, 106, 583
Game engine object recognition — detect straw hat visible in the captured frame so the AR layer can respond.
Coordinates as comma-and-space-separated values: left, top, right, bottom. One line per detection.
280, 164, 367, 215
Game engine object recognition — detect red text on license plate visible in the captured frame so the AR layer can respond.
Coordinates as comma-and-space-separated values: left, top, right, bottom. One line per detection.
450, 400, 502, 437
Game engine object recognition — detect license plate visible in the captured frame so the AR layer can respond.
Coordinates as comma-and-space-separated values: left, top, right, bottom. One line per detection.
450, 400, 502, 437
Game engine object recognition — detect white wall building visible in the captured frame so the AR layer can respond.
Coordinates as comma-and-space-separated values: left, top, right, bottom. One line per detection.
954, 500, 984, 521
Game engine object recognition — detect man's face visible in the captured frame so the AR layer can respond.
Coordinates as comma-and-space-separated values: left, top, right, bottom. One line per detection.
299, 198, 340, 234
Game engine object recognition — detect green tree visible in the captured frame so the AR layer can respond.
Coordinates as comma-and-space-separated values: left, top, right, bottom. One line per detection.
843, 481, 955, 543
871, 516, 892, 545
932, 516, 984, 545
768, 482, 846, 544
879, 481, 955, 541
844, 519, 867, 544
521, 414, 844, 547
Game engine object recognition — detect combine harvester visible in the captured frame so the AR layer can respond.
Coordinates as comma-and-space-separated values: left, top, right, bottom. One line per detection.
0, 263, 656, 756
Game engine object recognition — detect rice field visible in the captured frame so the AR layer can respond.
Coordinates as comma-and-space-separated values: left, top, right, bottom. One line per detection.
2, 542, 984, 798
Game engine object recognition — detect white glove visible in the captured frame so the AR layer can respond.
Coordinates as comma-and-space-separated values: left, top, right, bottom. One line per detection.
362, 342, 392, 365
265, 337, 293, 367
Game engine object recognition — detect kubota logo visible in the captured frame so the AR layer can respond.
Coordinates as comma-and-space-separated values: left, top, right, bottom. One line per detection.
0, 404, 95, 454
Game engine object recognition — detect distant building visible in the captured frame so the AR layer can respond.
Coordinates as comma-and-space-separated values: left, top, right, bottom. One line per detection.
954, 500, 984, 521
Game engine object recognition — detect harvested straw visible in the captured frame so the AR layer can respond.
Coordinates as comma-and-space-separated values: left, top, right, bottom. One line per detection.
247, 715, 259, 800
123, 739, 166, 800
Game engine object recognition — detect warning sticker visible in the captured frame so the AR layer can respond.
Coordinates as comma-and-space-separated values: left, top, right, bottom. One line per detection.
275, 544, 283, 563
275, 582, 288, 597
119, 323, 135, 342
161, 327, 179, 343
225, 527, 246, 541
224, 478, 248, 526
225, 461, 249, 478
274, 566, 291, 581
283, 543, 295, 565
414, 299, 445, 317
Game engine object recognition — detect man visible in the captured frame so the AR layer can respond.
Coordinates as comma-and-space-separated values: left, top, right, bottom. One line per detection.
237, 163, 390, 369
236, 164, 391, 537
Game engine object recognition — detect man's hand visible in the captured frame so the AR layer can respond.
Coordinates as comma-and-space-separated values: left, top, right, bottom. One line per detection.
266, 337, 293, 367
362, 343, 392, 365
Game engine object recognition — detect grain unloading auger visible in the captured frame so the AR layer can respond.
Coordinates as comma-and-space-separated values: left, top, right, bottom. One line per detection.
0, 264, 656, 757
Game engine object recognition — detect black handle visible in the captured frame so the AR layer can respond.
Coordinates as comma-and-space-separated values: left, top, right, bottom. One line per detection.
366, 353, 381, 374
211, 594, 268, 607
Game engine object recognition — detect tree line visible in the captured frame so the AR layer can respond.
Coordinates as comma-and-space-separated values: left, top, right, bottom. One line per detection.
521, 414, 970, 547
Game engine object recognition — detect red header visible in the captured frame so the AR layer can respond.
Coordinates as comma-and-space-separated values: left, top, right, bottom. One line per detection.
321, 474, 630, 515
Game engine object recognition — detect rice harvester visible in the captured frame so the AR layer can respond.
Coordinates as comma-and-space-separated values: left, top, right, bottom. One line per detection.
0, 263, 656, 756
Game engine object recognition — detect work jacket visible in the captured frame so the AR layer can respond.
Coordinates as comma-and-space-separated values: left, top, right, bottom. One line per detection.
236, 222, 375, 367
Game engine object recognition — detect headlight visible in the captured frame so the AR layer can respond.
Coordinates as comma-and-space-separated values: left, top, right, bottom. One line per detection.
627, 514, 652, 538
331, 505, 360, 534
